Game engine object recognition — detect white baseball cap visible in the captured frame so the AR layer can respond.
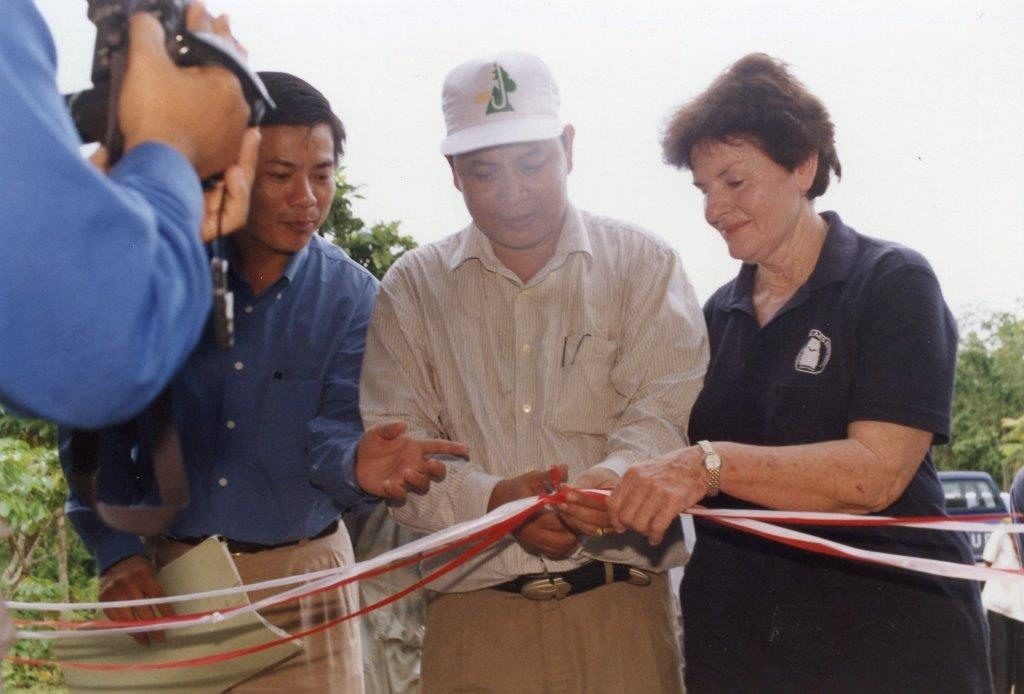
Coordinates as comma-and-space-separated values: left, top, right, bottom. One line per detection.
440, 51, 563, 156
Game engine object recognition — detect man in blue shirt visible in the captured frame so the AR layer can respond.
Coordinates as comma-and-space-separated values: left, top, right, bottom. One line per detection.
0, 1, 253, 428
62, 72, 465, 692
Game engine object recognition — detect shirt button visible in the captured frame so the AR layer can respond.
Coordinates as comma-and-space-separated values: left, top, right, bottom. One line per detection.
244, 305, 254, 314
276, 292, 283, 300
225, 420, 236, 429
218, 477, 228, 487
234, 361, 244, 371
522, 344, 532, 355
522, 403, 532, 414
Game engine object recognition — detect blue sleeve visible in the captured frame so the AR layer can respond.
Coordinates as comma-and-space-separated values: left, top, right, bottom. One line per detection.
58, 426, 146, 573
308, 274, 379, 511
0, 0, 211, 429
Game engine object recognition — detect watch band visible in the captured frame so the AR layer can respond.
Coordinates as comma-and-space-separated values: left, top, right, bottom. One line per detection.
697, 439, 721, 497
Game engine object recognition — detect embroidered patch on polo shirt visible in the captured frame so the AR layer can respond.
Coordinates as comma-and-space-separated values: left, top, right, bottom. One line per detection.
795, 329, 832, 375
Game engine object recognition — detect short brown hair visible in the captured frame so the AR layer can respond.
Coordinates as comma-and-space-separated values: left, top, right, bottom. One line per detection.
661, 53, 841, 199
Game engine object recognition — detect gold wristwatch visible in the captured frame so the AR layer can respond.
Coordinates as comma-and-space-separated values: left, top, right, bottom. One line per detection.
697, 440, 721, 497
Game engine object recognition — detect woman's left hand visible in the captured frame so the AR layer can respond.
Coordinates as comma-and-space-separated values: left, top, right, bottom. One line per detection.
607, 446, 708, 545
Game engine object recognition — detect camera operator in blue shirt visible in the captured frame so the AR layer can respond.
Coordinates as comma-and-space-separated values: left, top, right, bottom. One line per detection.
0, 0, 255, 428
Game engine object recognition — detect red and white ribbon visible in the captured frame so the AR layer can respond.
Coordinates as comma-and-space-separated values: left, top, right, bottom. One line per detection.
8, 496, 543, 640
5, 492, 1022, 671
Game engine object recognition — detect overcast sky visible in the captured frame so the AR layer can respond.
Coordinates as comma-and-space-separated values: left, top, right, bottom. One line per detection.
37, 0, 1024, 320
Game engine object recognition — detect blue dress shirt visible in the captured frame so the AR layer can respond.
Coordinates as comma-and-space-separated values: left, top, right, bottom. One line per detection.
0, 0, 211, 428
64, 234, 379, 571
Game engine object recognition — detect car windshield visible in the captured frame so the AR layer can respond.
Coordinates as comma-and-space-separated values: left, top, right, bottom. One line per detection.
942, 479, 1001, 511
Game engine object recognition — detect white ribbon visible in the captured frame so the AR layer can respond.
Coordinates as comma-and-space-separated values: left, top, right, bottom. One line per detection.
9, 497, 537, 640
8, 497, 1021, 640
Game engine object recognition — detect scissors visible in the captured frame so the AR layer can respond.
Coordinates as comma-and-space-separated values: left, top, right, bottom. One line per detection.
540, 465, 563, 495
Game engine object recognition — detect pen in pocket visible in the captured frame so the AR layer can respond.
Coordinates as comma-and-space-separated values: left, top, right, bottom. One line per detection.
560, 333, 591, 367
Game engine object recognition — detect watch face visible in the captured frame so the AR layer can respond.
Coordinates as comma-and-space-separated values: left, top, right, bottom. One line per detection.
705, 454, 721, 472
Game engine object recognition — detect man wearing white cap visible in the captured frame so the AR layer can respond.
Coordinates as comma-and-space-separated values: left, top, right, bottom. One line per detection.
360, 51, 708, 692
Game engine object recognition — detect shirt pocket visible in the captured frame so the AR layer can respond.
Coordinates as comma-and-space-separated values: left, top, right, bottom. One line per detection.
764, 382, 848, 445
258, 378, 323, 472
544, 334, 624, 435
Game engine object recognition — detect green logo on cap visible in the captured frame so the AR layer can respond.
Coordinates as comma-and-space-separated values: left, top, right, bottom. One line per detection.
486, 63, 516, 114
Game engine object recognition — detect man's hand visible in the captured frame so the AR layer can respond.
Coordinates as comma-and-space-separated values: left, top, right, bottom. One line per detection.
606, 446, 706, 545
120, 5, 250, 180
488, 465, 579, 558
98, 555, 173, 646
92, 126, 259, 242
201, 127, 261, 242
355, 421, 469, 500
511, 510, 579, 558
557, 467, 619, 538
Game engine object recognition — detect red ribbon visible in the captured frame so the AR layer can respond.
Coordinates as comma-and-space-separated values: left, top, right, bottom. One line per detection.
7, 490, 1018, 672
6, 492, 559, 671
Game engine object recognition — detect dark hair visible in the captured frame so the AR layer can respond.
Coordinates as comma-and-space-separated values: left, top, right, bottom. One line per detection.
257, 71, 346, 161
661, 53, 840, 199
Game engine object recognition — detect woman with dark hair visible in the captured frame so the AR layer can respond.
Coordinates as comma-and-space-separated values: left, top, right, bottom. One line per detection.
607, 53, 991, 692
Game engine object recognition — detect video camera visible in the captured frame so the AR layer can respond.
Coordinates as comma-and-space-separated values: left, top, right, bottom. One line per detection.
65, 0, 270, 351
65, 0, 274, 159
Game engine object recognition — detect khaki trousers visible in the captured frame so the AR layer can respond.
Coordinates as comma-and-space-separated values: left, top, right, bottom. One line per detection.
421, 572, 683, 694
152, 526, 364, 693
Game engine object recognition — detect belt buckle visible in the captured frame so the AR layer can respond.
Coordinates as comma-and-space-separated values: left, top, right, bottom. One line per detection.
520, 576, 571, 600
627, 567, 652, 586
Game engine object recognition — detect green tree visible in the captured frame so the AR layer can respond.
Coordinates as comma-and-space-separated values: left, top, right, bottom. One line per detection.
935, 309, 1024, 488
321, 172, 416, 280
0, 410, 97, 689
999, 414, 1024, 485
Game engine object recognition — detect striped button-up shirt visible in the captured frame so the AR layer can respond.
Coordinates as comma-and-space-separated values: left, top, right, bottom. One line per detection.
361, 205, 709, 592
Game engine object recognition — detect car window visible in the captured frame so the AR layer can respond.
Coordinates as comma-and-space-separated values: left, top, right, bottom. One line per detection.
942, 479, 1000, 510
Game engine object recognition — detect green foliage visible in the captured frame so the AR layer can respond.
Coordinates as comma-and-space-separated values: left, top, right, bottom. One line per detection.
0, 438, 63, 533
0, 416, 55, 451
934, 308, 1024, 488
320, 171, 417, 280
3, 639, 64, 691
1, 408, 97, 690
3, 576, 91, 690
321, 173, 365, 242
999, 414, 1024, 480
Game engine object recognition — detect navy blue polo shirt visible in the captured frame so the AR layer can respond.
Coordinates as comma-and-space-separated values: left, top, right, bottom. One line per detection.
682, 212, 990, 693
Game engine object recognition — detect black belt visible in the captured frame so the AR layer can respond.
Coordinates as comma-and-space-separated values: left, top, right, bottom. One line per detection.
166, 519, 339, 554
492, 561, 651, 600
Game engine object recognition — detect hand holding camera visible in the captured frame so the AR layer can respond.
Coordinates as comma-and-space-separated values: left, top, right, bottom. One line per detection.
76, 2, 264, 239
119, 4, 251, 180
69, 0, 274, 189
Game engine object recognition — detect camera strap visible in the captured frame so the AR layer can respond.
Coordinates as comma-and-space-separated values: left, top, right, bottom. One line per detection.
102, 47, 128, 166
67, 389, 189, 536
